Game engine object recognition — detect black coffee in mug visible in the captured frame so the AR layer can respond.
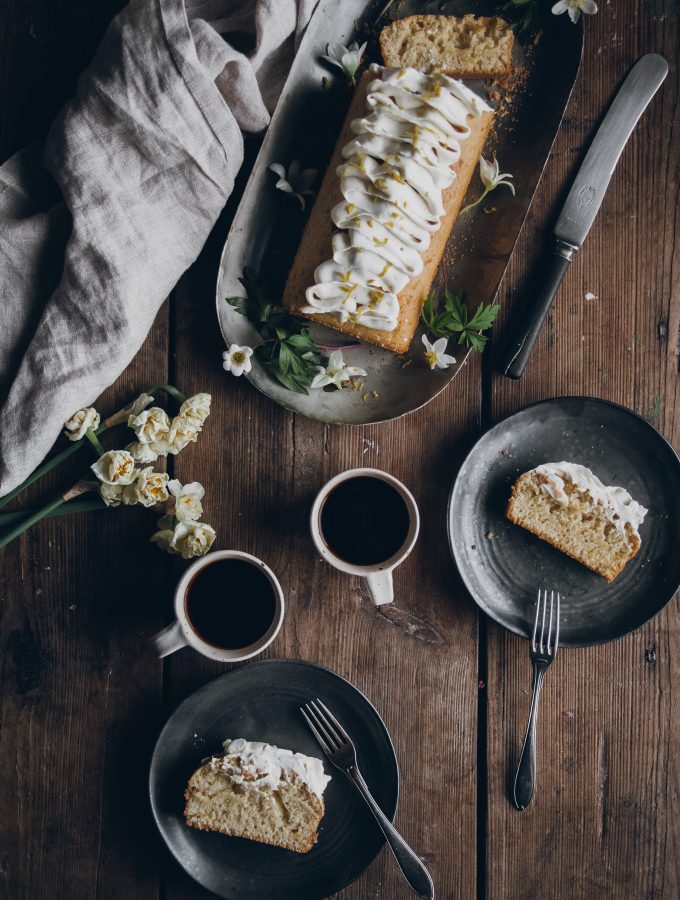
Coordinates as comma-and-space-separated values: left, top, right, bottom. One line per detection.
185, 558, 276, 650
320, 475, 411, 566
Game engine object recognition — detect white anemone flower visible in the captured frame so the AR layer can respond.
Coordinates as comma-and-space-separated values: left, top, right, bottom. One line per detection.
321, 41, 367, 84
461, 155, 515, 214
269, 161, 318, 210
552, 0, 598, 23
310, 350, 367, 389
222, 344, 254, 377
422, 334, 457, 371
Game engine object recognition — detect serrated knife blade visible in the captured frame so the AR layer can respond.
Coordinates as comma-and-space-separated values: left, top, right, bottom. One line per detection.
502, 53, 668, 379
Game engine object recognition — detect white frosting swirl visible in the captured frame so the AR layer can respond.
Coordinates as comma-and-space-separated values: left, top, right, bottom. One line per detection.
301, 65, 490, 332
534, 462, 648, 536
210, 738, 331, 799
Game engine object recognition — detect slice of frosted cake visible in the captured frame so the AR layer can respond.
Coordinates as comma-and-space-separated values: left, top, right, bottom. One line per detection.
184, 738, 331, 853
506, 462, 648, 582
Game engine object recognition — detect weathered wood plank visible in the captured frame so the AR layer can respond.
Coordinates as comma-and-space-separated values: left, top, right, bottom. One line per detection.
164, 216, 483, 897
485, 4, 680, 898
0, 5, 164, 900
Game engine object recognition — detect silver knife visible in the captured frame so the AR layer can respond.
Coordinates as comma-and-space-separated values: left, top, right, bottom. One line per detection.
502, 54, 668, 379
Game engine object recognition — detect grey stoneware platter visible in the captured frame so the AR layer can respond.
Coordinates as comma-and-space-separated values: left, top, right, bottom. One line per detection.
448, 397, 680, 647
149, 659, 399, 900
215, 0, 583, 424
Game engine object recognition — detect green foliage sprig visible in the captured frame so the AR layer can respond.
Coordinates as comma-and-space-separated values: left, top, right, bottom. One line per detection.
421, 290, 501, 353
500, 0, 543, 35
226, 268, 323, 394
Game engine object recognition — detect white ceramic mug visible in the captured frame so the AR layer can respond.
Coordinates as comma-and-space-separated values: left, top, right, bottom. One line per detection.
151, 550, 284, 661
310, 467, 420, 606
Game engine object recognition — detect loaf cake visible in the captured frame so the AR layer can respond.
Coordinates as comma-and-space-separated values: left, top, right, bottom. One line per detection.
379, 14, 514, 77
282, 64, 494, 352
506, 462, 648, 582
184, 738, 331, 853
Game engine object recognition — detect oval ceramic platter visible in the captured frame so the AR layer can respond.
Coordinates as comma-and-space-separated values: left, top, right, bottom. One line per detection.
216, 0, 583, 424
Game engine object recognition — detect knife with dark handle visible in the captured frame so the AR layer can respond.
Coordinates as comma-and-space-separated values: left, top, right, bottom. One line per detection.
502, 53, 668, 380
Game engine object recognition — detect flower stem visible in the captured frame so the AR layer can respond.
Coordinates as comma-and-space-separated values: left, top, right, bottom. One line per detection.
0, 493, 68, 549
0, 497, 106, 526
0, 425, 106, 511
85, 430, 105, 457
460, 187, 490, 215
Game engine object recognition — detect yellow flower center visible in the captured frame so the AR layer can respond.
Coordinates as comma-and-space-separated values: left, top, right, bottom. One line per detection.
232, 351, 246, 365
424, 351, 437, 369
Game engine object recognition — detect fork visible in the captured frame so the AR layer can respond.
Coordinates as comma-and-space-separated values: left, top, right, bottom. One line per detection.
301, 698, 435, 899
512, 589, 561, 811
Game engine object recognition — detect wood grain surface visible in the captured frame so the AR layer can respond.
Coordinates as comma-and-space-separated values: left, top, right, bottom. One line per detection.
0, 2, 678, 899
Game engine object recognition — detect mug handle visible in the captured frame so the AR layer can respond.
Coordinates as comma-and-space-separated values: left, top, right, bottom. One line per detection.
364, 569, 393, 606
152, 619, 187, 658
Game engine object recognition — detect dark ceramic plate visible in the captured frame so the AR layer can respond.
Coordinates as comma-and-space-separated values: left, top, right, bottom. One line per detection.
448, 397, 680, 646
149, 659, 399, 900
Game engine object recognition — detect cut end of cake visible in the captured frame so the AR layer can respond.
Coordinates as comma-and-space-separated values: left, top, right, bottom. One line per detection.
379, 14, 514, 78
506, 463, 647, 582
184, 738, 330, 854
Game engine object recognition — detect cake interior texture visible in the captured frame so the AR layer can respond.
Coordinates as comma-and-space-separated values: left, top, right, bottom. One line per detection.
379, 14, 514, 77
184, 763, 324, 853
506, 471, 642, 582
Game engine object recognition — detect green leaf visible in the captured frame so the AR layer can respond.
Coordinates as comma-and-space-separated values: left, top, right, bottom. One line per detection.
420, 290, 500, 353
228, 266, 325, 394
468, 302, 501, 332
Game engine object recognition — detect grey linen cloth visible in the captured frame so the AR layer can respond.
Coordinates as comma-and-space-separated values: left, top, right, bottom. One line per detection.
0, 0, 316, 496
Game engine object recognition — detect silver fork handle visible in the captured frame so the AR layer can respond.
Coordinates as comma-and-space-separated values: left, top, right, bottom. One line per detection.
349, 768, 434, 899
512, 660, 548, 811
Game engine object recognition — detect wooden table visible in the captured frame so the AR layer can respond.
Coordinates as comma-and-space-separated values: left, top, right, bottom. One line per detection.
1, 2, 678, 898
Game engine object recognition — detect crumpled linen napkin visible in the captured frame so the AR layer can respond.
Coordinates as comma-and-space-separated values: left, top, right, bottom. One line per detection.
0, 0, 316, 497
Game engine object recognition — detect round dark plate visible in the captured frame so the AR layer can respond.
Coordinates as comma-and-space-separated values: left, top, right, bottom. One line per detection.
448, 397, 680, 647
149, 659, 399, 900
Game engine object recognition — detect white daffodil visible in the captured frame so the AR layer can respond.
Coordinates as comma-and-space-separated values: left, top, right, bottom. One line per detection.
91, 449, 137, 486
269, 161, 318, 210
126, 441, 163, 464
64, 407, 100, 442
128, 406, 171, 444
166, 415, 200, 455
166, 479, 204, 523
321, 41, 367, 85
422, 334, 457, 371
178, 393, 211, 430
461, 155, 515, 214
310, 350, 367, 389
151, 520, 216, 559
122, 467, 170, 507
127, 392, 155, 418
222, 344, 254, 377
552, 0, 597, 23
100, 483, 124, 507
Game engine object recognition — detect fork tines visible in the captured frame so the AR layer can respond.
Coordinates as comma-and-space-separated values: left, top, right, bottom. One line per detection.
300, 699, 351, 757
532, 588, 561, 656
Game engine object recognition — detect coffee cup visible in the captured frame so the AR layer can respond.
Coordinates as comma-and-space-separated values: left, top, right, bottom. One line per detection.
151, 550, 284, 661
310, 467, 420, 606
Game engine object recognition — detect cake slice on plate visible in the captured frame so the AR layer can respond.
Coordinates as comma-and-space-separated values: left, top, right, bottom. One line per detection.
184, 737, 331, 853
506, 462, 648, 582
